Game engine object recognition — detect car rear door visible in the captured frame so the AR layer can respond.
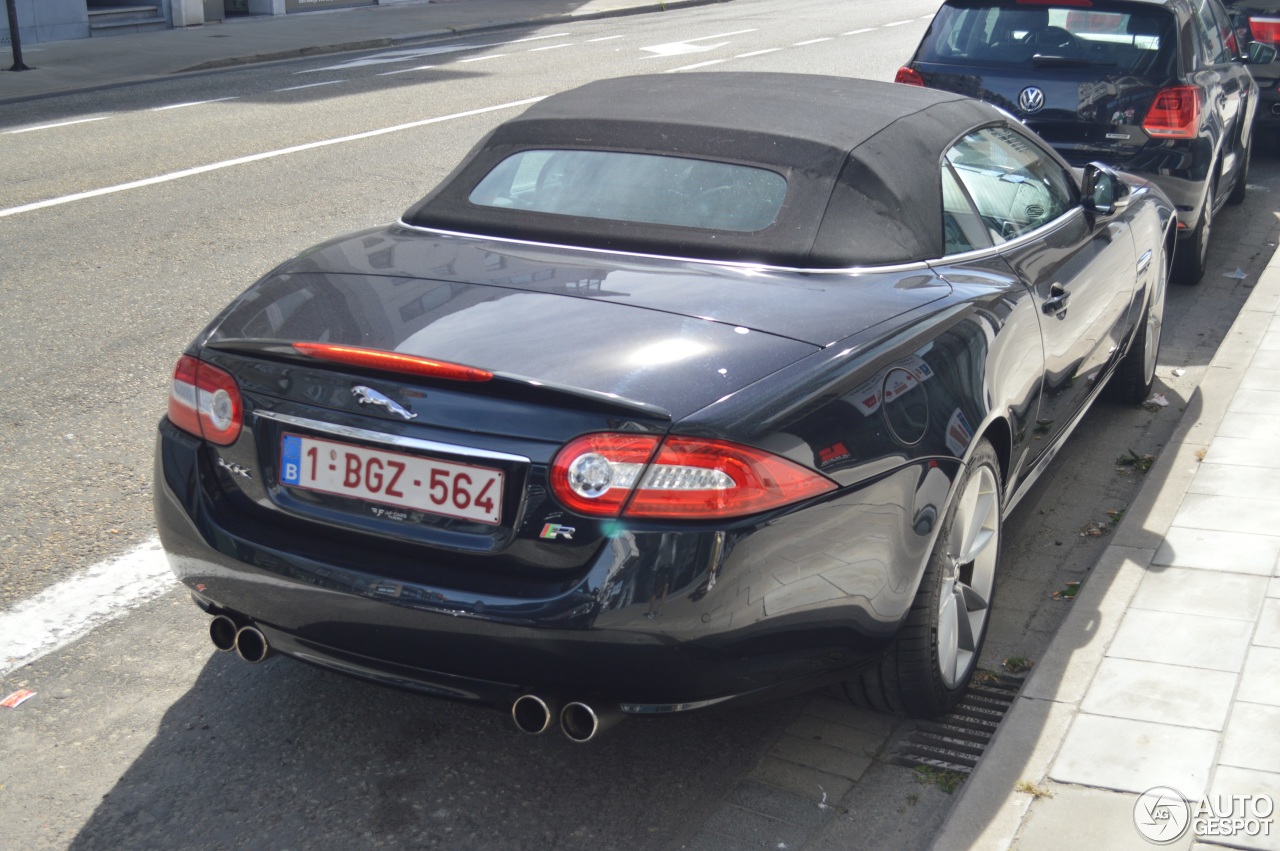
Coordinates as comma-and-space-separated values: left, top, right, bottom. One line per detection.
1196, 0, 1250, 183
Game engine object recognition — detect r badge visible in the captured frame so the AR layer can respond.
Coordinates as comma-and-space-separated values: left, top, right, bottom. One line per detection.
540, 523, 576, 541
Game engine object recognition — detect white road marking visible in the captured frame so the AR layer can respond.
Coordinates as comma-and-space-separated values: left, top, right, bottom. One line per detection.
301, 33, 569, 73
794, 38, 833, 45
885, 19, 917, 27
6, 116, 110, 134
665, 59, 727, 72
529, 44, 572, 52
736, 48, 781, 58
842, 27, 875, 35
586, 35, 626, 42
0, 538, 175, 677
0, 96, 546, 219
459, 54, 508, 63
505, 32, 569, 43
377, 65, 437, 76
274, 80, 346, 92
642, 29, 757, 57
153, 97, 239, 111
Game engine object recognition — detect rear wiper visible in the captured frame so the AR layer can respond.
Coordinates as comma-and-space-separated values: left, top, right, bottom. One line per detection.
1031, 54, 1117, 68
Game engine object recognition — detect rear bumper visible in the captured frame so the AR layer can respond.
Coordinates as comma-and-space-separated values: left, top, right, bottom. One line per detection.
156, 420, 926, 711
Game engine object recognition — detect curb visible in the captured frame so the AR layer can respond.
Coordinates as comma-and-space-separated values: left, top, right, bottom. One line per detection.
928, 247, 1280, 849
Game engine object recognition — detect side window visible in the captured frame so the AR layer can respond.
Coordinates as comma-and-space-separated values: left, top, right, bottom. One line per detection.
1207, 0, 1240, 58
941, 164, 992, 255
945, 126, 1077, 243
1196, 0, 1230, 63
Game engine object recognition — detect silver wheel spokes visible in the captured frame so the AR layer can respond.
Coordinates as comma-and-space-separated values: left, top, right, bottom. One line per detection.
937, 466, 1000, 688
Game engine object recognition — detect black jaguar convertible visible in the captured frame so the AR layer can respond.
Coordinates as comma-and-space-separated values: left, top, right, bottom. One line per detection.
155, 74, 1174, 741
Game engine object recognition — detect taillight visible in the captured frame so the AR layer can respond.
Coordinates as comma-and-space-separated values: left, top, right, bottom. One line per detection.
1142, 86, 1202, 139
550, 433, 837, 520
168, 355, 243, 446
292, 342, 493, 382
895, 67, 925, 87
1250, 16, 1280, 46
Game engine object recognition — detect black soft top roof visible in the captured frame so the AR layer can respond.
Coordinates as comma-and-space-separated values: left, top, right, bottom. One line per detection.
402, 73, 1008, 268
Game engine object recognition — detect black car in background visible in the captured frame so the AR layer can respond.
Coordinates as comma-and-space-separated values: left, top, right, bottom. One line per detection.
1227, 0, 1280, 135
897, 0, 1267, 285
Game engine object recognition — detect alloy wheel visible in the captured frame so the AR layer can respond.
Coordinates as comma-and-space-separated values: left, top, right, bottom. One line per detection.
937, 464, 999, 688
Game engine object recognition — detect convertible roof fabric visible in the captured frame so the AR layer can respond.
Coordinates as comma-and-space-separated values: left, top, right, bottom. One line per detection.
402, 74, 1007, 268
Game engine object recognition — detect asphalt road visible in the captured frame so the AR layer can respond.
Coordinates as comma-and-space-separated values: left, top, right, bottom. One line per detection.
1, 0, 1277, 847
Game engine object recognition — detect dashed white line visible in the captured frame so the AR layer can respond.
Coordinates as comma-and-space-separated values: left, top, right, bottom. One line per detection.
502, 32, 569, 44
153, 97, 239, 111
275, 80, 346, 92
794, 37, 833, 46
665, 59, 728, 72
736, 48, 781, 58
529, 43, 572, 52
885, 19, 916, 27
377, 65, 436, 76
7, 116, 110, 134
0, 538, 174, 677
0, 96, 546, 219
459, 54, 509, 63
586, 35, 626, 42
842, 27, 876, 35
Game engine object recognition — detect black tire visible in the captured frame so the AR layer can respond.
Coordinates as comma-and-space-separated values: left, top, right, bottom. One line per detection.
842, 440, 1002, 717
1228, 141, 1250, 206
1172, 181, 1213, 286
1105, 241, 1167, 404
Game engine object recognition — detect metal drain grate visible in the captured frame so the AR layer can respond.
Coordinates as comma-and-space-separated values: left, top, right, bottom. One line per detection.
890, 676, 1025, 774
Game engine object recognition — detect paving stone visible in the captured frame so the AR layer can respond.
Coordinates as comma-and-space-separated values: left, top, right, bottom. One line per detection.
769, 733, 873, 781
698, 801, 809, 850
1203, 437, 1280, 468
1130, 567, 1267, 622
1220, 703, 1280, 774
1107, 609, 1253, 673
1171, 494, 1280, 536
784, 714, 886, 759
1153, 527, 1280, 576
1217, 410, 1280, 439
1269, 577, 1280, 597
725, 780, 831, 832
1239, 369, 1280, 393
748, 756, 854, 803
1237, 647, 1280, 706
1081, 657, 1236, 731
1228, 389, 1280, 415
1256, 599, 1280, 648
1187, 464, 1280, 502
1016, 785, 1193, 851
1201, 766, 1280, 851
801, 696, 898, 738
1050, 713, 1219, 798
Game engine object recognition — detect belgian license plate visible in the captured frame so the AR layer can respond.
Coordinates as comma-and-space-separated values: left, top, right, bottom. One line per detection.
279, 433, 502, 525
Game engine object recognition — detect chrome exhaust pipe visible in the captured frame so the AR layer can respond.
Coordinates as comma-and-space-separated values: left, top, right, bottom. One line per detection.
511, 694, 558, 735
209, 615, 238, 652
560, 701, 622, 743
233, 625, 272, 664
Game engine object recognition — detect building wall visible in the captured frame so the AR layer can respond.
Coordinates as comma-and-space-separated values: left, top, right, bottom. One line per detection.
1, 0, 91, 44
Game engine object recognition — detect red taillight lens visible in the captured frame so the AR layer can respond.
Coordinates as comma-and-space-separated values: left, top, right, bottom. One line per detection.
895, 66, 925, 87
292, 342, 493, 382
1250, 16, 1280, 45
168, 355, 243, 446
550, 433, 837, 520
1143, 85, 1202, 139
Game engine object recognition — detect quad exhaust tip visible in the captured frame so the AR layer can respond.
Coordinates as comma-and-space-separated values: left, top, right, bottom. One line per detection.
511, 694, 558, 735
209, 615, 238, 652
560, 701, 621, 743
233, 625, 272, 664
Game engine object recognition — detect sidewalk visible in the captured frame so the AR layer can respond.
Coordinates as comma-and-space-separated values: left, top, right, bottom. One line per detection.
933, 255, 1280, 849
0, 0, 726, 104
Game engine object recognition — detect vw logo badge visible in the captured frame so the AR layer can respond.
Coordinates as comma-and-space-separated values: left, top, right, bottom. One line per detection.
1018, 86, 1046, 115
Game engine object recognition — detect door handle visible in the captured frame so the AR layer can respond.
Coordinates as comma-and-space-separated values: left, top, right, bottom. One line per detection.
1042, 284, 1070, 316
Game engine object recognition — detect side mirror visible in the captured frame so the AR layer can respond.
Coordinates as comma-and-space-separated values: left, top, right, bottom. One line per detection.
1248, 41, 1279, 65
1081, 162, 1131, 217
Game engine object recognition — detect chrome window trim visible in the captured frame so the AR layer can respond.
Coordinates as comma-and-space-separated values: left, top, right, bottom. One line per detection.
255, 410, 530, 464
395, 221, 933, 276
932, 207, 1087, 264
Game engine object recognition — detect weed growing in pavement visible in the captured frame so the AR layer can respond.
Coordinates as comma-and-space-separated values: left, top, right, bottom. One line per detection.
913, 766, 966, 794
1003, 656, 1033, 673
1014, 780, 1054, 799
1116, 449, 1156, 472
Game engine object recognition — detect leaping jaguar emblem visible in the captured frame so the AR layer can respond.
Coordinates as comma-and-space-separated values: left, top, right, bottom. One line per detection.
352, 385, 417, 420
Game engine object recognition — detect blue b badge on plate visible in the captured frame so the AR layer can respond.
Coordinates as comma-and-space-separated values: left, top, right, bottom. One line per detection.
280, 435, 302, 485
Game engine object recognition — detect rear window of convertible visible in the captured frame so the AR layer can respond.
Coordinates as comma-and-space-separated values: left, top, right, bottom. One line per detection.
920, 2, 1176, 76
467, 150, 789, 233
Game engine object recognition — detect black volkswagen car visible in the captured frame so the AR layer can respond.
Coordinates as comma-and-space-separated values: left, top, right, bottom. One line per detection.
155, 74, 1174, 740
897, 0, 1264, 285
1226, 0, 1280, 135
